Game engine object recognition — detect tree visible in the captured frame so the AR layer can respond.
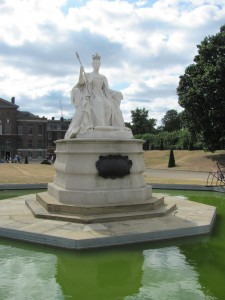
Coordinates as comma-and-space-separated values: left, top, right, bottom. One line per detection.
168, 149, 176, 168
130, 108, 156, 135
159, 138, 164, 150
161, 109, 182, 132
177, 25, 225, 151
124, 122, 132, 129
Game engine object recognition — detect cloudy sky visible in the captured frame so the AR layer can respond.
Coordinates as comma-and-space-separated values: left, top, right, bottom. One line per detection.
0, 0, 225, 125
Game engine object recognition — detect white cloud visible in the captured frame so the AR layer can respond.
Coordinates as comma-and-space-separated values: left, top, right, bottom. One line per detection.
0, 0, 66, 45
0, 0, 225, 125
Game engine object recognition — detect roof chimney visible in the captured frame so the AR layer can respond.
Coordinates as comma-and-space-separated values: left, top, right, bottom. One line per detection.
11, 97, 15, 104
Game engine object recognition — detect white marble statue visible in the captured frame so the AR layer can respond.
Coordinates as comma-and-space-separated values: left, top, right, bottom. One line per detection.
65, 52, 128, 139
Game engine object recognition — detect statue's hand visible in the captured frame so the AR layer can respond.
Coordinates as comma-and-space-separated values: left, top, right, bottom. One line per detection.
78, 66, 85, 85
80, 66, 84, 73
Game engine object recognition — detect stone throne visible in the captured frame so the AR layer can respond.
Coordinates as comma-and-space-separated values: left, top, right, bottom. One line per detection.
26, 53, 175, 223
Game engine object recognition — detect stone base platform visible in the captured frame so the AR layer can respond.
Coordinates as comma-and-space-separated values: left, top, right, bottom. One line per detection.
0, 193, 216, 250
25, 192, 176, 223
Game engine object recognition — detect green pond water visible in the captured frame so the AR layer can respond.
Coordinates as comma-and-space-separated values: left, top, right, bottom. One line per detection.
0, 190, 225, 300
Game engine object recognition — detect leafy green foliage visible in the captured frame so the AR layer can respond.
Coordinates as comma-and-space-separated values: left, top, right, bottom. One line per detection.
159, 138, 164, 150
177, 25, 225, 151
128, 108, 203, 150
161, 109, 183, 132
135, 129, 202, 150
130, 108, 157, 135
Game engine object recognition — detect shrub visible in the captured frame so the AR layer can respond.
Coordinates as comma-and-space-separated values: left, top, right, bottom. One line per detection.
41, 159, 51, 165
168, 149, 176, 168
159, 139, 164, 150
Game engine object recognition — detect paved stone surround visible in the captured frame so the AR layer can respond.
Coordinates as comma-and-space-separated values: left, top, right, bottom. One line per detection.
0, 193, 216, 250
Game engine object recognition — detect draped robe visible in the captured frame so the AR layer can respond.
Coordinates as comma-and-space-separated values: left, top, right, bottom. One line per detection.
65, 72, 125, 139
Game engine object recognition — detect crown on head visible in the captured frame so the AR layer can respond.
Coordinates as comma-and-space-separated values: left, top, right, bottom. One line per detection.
92, 52, 101, 60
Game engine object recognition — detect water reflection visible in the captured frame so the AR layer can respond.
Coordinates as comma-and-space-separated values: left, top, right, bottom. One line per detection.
56, 249, 143, 300
0, 242, 216, 300
0, 244, 63, 300
126, 246, 215, 300
0, 190, 224, 300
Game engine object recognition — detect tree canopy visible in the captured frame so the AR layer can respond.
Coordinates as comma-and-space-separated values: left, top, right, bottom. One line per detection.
130, 108, 156, 135
177, 25, 225, 151
161, 109, 183, 132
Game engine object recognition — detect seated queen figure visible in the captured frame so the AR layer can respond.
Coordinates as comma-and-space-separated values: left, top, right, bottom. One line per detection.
65, 53, 130, 139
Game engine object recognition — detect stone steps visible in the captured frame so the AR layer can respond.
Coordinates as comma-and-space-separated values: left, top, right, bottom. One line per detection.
36, 192, 164, 216
25, 197, 176, 224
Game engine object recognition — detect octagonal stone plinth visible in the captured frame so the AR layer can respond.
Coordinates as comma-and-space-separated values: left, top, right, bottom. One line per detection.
26, 137, 175, 224
48, 138, 152, 206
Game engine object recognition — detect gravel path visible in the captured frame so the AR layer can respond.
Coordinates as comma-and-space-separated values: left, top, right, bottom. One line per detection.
145, 168, 209, 181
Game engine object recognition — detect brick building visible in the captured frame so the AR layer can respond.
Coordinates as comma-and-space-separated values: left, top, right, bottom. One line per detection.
0, 97, 70, 161
16, 111, 47, 160
47, 117, 71, 156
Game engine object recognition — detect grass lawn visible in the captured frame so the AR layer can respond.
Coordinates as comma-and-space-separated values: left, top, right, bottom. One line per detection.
144, 150, 225, 171
0, 189, 46, 200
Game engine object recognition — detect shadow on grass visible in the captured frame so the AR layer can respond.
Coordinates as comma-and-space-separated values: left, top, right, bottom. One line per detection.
206, 154, 225, 168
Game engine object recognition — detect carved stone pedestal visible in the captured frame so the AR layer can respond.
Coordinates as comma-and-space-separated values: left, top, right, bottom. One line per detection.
26, 138, 175, 223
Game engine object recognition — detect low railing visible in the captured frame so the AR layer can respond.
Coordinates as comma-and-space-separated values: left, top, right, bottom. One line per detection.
207, 161, 225, 186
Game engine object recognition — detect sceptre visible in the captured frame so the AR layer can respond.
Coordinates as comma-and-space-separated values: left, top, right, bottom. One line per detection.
75, 51, 95, 98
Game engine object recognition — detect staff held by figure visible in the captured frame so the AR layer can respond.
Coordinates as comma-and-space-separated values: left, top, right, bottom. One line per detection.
75, 51, 95, 98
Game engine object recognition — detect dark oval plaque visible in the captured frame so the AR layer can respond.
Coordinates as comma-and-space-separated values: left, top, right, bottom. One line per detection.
96, 155, 132, 179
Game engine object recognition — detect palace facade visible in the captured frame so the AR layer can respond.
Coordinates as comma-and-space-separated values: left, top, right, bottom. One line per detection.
0, 97, 70, 161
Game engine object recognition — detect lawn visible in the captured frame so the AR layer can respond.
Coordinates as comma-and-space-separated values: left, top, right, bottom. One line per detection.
0, 189, 46, 200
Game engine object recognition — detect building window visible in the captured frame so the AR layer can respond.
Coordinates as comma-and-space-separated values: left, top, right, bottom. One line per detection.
38, 140, 42, 148
18, 137, 22, 148
5, 122, 11, 134
5, 139, 10, 149
28, 125, 33, 135
38, 125, 43, 135
28, 139, 33, 148
0, 120, 2, 135
18, 125, 23, 135
47, 124, 57, 130
57, 132, 61, 139
38, 151, 42, 158
48, 132, 52, 140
